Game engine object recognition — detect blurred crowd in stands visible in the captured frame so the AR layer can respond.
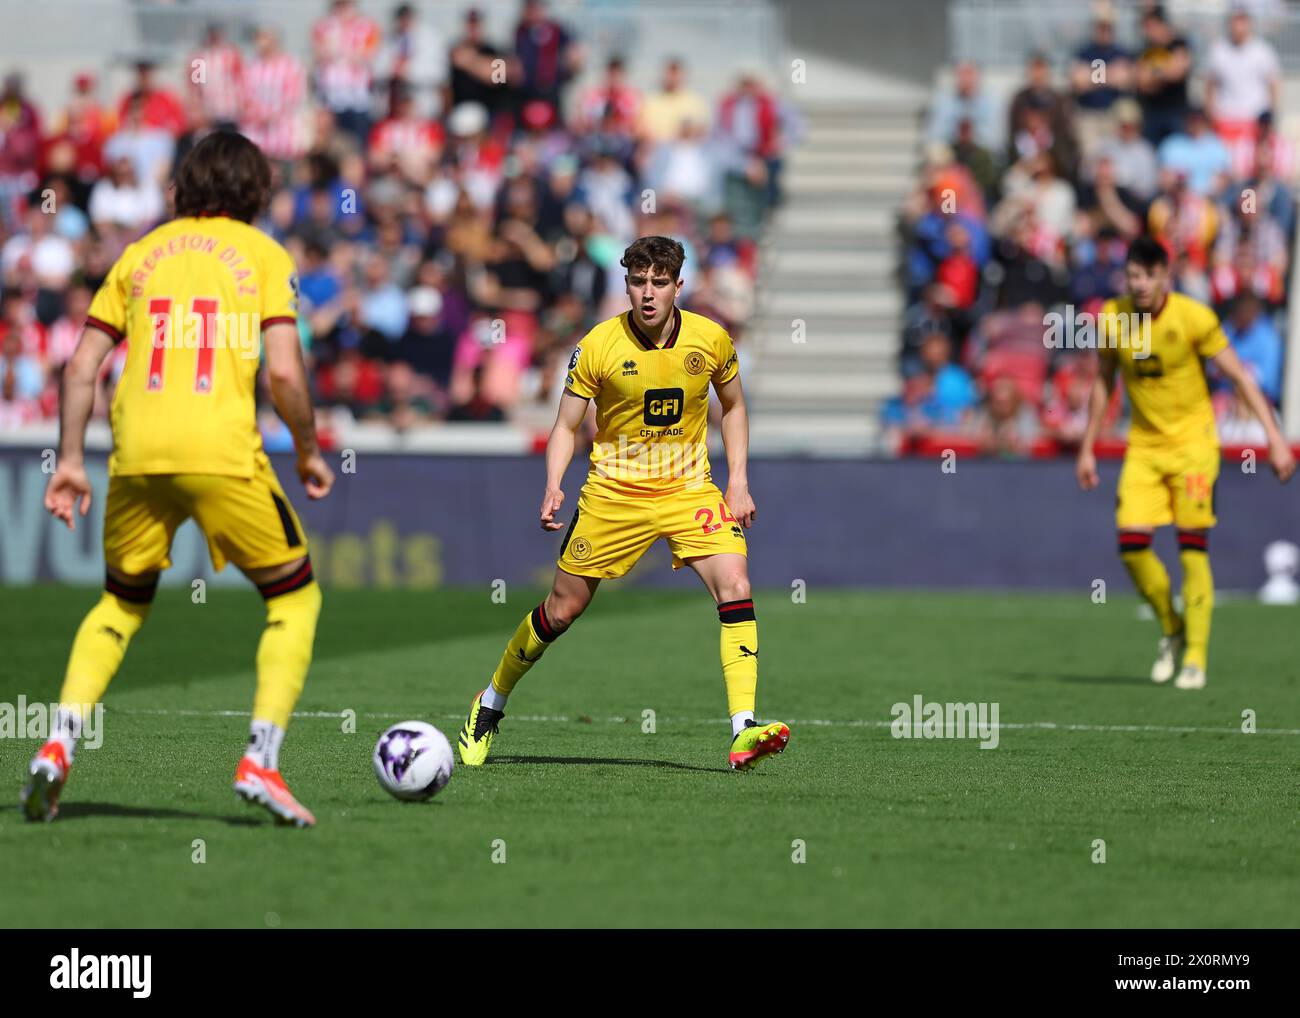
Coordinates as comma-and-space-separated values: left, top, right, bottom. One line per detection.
0, 0, 793, 439
891, 1, 1294, 456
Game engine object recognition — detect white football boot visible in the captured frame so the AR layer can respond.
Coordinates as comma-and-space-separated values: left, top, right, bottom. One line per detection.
1150, 632, 1184, 684
1174, 664, 1206, 691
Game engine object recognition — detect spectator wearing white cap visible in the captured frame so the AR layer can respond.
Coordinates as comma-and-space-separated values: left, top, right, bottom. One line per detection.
395, 285, 456, 391
448, 101, 504, 210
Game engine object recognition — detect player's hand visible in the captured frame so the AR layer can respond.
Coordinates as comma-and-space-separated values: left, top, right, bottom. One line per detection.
1075, 448, 1099, 491
44, 462, 92, 531
297, 450, 335, 500
1268, 439, 1296, 483
726, 484, 756, 528
540, 487, 566, 531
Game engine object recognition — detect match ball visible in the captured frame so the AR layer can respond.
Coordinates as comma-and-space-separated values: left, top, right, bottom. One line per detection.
373, 721, 454, 801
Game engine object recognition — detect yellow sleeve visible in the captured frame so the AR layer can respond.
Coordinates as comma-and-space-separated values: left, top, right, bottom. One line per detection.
260, 240, 299, 326
1192, 301, 1229, 359
85, 249, 131, 344
565, 330, 603, 398
712, 328, 739, 385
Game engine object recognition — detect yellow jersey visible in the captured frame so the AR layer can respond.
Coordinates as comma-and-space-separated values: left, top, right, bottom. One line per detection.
565, 307, 739, 495
86, 215, 299, 478
1099, 291, 1228, 450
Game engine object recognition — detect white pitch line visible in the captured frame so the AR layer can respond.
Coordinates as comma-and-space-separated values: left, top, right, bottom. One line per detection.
104, 707, 1300, 737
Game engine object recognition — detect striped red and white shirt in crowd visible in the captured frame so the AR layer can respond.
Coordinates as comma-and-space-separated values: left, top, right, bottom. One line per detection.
312, 8, 380, 113
189, 42, 244, 124
369, 117, 445, 164
241, 53, 308, 161
2, 316, 47, 359
1223, 127, 1299, 184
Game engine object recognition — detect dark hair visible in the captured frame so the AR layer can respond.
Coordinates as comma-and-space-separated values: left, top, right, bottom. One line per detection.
1125, 235, 1169, 270
621, 235, 685, 279
172, 131, 272, 223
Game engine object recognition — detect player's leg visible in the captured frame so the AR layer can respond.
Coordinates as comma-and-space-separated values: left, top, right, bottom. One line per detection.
23, 477, 182, 821
685, 551, 789, 770
1115, 451, 1183, 682
486, 567, 600, 707
1173, 530, 1212, 689
667, 482, 789, 768
460, 484, 653, 765
459, 567, 601, 765
1171, 446, 1219, 690
182, 458, 320, 825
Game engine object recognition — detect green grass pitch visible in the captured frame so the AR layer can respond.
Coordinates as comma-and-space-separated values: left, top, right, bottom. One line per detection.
1, 584, 1297, 928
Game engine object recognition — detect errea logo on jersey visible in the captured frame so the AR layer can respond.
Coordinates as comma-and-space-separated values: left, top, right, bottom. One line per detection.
50, 949, 151, 997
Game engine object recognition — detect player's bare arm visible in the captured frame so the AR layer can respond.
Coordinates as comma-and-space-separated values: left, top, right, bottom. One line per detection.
714, 371, 755, 527
264, 321, 335, 499
1212, 343, 1297, 482
44, 325, 117, 531
1075, 351, 1117, 491
540, 388, 589, 531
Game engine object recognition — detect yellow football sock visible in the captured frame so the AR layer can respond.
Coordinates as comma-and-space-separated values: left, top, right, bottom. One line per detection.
59, 581, 156, 709
1179, 532, 1213, 671
1119, 533, 1181, 637
252, 563, 321, 730
490, 604, 561, 696
718, 598, 758, 717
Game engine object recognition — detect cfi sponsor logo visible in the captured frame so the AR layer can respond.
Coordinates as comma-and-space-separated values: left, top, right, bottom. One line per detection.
50, 949, 151, 998
684, 351, 706, 375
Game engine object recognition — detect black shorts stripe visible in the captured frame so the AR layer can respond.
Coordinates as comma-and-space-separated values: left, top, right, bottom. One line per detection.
558, 506, 581, 558
105, 573, 159, 603
258, 558, 314, 599
270, 492, 302, 548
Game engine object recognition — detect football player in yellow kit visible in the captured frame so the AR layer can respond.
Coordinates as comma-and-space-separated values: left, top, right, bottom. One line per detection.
23, 132, 334, 825
457, 236, 789, 769
1077, 236, 1294, 689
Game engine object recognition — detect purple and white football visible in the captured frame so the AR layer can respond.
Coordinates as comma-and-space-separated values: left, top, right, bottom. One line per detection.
373, 721, 454, 801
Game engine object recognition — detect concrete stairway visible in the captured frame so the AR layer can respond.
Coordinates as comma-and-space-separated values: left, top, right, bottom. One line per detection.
748, 98, 923, 456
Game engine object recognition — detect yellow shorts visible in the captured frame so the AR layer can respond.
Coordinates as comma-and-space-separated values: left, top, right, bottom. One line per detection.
104, 451, 308, 575
557, 481, 748, 579
1115, 442, 1220, 530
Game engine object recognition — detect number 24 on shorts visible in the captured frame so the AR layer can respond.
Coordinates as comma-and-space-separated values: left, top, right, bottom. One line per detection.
695, 501, 736, 534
